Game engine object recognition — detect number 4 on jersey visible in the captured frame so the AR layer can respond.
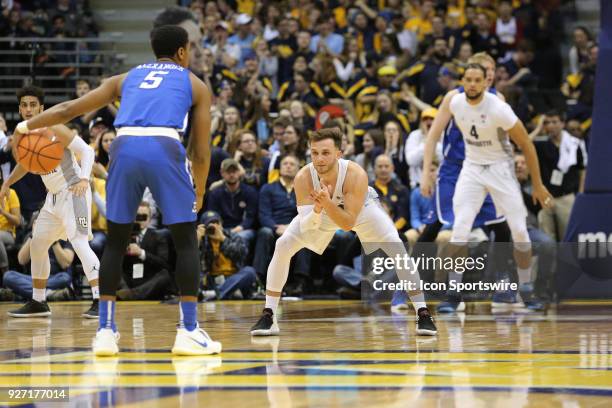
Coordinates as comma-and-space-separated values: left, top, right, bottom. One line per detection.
139, 71, 169, 89
470, 125, 479, 139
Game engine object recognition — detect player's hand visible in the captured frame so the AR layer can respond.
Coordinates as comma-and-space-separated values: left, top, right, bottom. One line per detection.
420, 176, 433, 198
69, 179, 89, 196
310, 184, 333, 209
532, 184, 554, 209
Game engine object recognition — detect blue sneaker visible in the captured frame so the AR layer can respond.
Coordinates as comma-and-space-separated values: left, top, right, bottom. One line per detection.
436, 293, 465, 313
519, 283, 545, 311
390, 290, 409, 312
491, 289, 521, 310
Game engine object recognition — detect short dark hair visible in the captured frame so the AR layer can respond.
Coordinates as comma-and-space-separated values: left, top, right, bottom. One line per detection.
17, 85, 44, 105
150, 25, 189, 59
309, 127, 343, 148
273, 117, 290, 128
545, 109, 565, 121
153, 6, 196, 28
463, 63, 487, 78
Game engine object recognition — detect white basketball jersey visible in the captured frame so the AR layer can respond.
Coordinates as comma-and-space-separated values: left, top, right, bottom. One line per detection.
308, 159, 378, 208
449, 92, 518, 165
40, 147, 82, 194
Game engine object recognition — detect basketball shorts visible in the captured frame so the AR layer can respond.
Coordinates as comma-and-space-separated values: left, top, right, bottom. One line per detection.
453, 160, 527, 225
34, 187, 92, 241
425, 160, 505, 227
284, 198, 401, 255
107, 131, 196, 225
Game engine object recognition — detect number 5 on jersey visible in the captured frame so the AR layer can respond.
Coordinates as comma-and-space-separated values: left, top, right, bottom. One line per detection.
470, 125, 479, 139
139, 71, 169, 89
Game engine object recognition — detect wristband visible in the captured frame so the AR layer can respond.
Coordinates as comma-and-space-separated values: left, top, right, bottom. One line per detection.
16, 121, 29, 134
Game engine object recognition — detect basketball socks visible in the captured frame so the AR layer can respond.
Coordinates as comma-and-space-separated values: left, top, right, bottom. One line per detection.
179, 301, 197, 331
265, 296, 280, 313
33, 288, 45, 302
91, 286, 100, 299
448, 270, 464, 291
517, 266, 531, 286
99, 300, 117, 332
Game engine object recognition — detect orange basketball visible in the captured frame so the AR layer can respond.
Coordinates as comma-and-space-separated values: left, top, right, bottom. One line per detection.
16, 128, 64, 174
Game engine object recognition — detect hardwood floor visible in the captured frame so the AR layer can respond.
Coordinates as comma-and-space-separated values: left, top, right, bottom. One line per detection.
0, 300, 610, 407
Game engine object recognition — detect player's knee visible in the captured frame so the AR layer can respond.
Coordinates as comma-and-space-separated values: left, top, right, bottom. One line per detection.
507, 220, 531, 251
30, 236, 52, 255
450, 225, 470, 243
274, 233, 301, 256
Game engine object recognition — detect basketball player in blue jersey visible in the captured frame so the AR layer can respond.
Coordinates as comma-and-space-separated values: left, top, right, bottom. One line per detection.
13, 25, 220, 356
419, 53, 543, 313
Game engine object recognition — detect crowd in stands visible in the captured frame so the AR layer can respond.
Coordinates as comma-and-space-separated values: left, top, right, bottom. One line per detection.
0, 0, 596, 302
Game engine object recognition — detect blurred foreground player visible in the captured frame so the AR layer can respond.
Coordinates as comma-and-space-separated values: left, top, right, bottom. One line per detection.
13, 26, 219, 356
250, 128, 437, 337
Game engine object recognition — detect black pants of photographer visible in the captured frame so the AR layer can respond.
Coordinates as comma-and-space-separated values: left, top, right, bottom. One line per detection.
117, 269, 172, 300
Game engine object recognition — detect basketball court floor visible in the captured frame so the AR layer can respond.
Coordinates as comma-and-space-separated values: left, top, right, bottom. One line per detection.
0, 300, 611, 407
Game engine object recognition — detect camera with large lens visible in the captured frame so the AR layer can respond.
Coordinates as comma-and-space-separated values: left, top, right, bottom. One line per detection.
206, 224, 217, 235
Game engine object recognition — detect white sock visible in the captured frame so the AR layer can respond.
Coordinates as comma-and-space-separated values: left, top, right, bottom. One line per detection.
91, 286, 100, 299
265, 296, 280, 313
517, 266, 531, 286
33, 288, 45, 302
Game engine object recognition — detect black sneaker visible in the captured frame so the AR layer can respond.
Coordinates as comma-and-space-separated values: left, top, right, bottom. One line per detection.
82, 299, 99, 319
250, 308, 280, 336
8, 299, 51, 318
416, 307, 437, 336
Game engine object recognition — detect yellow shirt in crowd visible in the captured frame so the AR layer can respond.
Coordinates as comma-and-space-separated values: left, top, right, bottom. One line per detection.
0, 189, 20, 235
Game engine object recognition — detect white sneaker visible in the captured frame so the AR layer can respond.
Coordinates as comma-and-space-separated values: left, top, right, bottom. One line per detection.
172, 325, 222, 356
93, 328, 120, 356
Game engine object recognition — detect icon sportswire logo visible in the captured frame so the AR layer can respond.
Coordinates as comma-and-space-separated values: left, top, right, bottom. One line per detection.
578, 232, 612, 258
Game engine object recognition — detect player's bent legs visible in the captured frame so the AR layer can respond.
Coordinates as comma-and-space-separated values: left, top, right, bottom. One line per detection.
69, 234, 100, 298
485, 164, 533, 289
30, 209, 63, 302
265, 230, 305, 295
354, 203, 427, 312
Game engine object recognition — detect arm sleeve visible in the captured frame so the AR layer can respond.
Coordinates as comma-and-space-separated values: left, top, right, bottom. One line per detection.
297, 205, 321, 232
67, 136, 95, 179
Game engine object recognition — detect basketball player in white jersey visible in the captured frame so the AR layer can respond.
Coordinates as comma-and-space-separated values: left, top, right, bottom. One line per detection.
0, 120, 100, 319
250, 127, 438, 336
443, 63, 553, 303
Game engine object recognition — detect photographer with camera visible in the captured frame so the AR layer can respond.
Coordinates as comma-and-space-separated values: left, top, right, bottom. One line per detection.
197, 211, 256, 300
115, 202, 172, 301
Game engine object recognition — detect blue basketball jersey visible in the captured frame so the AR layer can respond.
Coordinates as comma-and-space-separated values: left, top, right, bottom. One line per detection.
114, 62, 192, 129
442, 86, 497, 164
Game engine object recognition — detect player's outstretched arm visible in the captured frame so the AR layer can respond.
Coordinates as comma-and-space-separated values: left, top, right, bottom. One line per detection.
0, 163, 27, 201
508, 120, 554, 209
314, 163, 368, 231
188, 74, 213, 211
421, 90, 456, 196
17, 75, 125, 133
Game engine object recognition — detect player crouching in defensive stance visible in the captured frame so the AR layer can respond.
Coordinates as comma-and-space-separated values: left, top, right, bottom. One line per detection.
250, 128, 437, 336
2, 123, 100, 318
